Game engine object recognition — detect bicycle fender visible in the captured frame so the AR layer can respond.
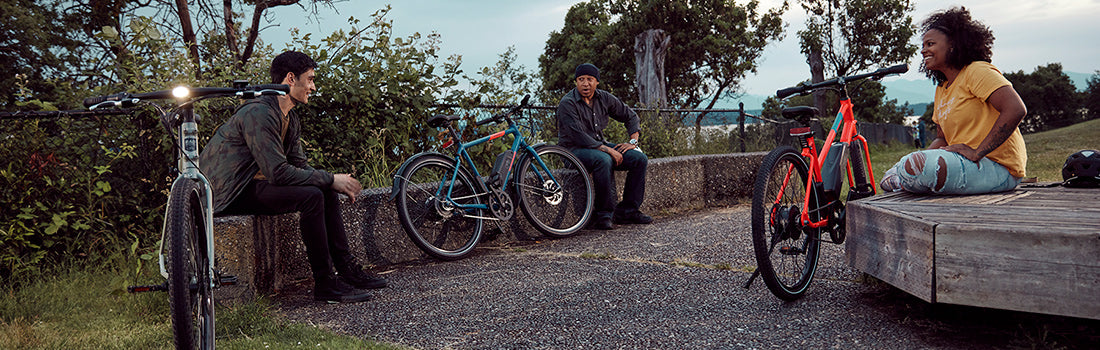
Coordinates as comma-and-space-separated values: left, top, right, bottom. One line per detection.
389, 151, 449, 201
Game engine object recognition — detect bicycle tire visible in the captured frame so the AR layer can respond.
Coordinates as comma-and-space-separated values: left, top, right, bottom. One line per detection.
165, 179, 215, 349
395, 154, 484, 260
848, 137, 872, 193
750, 146, 822, 301
515, 144, 594, 238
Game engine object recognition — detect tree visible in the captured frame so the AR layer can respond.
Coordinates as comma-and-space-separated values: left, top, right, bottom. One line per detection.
1083, 71, 1100, 121
797, 0, 916, 115
0, 0, 82, 109
1005, 63, 1082, 132
540, 0, 786, 117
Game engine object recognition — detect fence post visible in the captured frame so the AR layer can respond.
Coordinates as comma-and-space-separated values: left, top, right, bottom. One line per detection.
738, 102, 746, 153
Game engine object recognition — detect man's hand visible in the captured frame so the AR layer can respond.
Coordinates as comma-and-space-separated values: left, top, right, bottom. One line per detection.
613, 142, 636, 154
332, 174, 363, 203
943, 143, 983, 162
600, 145, 623, 166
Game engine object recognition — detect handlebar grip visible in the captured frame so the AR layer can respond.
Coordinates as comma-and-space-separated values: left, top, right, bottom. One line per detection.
83, 93, 130, 108
880, 63, 909, 75
247, 84, 289, 93
776, 86, 803, 99
476, 116, 500, 126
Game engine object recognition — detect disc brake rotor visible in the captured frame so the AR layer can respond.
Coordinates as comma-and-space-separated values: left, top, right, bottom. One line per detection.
542, 180, 563, 205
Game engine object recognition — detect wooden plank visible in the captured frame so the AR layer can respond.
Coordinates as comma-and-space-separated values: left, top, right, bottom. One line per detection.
845, 200, 936, 302
936, 223, 1100, 320
870, 203, 1100, 230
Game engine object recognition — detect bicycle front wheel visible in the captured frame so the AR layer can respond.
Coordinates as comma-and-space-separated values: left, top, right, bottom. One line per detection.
395, 154, 484, 260
515, 145, 594, 238
750, 146, 822, 301
165, 179, 215, 349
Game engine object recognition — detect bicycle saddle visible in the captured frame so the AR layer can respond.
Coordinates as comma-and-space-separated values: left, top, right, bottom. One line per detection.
781, 106, 819, 126
428, 114, 461, 128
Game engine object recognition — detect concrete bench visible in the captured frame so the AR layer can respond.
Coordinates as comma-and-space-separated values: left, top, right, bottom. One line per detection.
846, 186, 1100, 320
213, 152, 766, 302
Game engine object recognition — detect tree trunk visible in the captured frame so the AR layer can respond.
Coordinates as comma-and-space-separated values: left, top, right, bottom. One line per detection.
224, 0, 240, 64
241, 0, 301, 69
174, 0, 201, 78
634, 29, 670, 109
809, 44, 827, 117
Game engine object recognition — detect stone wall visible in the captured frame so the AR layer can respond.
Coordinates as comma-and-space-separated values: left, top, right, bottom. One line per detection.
213, 152, 766, 302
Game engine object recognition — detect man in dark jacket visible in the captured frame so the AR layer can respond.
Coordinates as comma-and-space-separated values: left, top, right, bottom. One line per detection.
200, 51, 384, 303
557, 63, 652, 230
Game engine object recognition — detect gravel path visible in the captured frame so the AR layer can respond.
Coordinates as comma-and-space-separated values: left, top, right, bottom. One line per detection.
277, 205, 1099, 349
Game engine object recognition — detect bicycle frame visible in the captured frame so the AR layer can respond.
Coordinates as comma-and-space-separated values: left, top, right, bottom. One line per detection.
438, 118, 556, 218
788, 97, 876, 230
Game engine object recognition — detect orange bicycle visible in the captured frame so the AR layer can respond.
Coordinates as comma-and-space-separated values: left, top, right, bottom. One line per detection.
744, 64, 908, 300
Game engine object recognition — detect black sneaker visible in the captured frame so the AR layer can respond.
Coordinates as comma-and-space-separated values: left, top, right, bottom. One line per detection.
587, 216, 614, 230
338, 265, 388, 290
613, 212, 654, 225
313, 275, 371, 303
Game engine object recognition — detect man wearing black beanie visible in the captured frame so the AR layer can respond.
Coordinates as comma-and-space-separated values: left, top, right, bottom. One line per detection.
556, 63, 652, 230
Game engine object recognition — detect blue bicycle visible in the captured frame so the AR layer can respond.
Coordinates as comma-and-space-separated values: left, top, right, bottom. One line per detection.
392, 95, 594, 260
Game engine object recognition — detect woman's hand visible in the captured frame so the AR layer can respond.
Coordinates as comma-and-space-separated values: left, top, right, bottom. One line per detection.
943, 143, 982, 162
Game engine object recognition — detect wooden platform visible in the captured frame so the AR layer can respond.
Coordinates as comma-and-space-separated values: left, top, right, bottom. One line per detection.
845, 185, 1100, 320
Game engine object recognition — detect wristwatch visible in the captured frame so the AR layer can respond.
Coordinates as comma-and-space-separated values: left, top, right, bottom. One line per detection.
628, 138, 638, 146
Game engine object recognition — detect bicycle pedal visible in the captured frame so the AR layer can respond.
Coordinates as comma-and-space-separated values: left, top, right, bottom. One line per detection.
218, 275, 239, 286
779, 246, 805, 255
128, 282, 168, 293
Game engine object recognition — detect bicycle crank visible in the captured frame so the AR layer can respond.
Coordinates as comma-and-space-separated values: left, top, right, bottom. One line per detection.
488, 187, 514, 221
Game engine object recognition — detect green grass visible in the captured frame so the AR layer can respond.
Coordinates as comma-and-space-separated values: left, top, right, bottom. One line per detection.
868, 118, 1100, 186
0, 260, 403, 350
1018, 118, 1100, 182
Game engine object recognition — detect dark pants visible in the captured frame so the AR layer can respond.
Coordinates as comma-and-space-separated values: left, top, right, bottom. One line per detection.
569, 143, 648, 220
219, 180, 352, 279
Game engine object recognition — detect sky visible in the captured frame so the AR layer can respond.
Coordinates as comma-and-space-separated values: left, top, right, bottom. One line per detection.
266, 0, 1100, 108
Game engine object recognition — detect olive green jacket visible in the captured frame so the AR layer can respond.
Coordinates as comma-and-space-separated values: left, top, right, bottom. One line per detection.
200, 96, 333, 213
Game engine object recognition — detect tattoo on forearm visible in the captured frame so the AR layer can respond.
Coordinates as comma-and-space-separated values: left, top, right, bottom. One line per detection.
981, 123, 1016, 155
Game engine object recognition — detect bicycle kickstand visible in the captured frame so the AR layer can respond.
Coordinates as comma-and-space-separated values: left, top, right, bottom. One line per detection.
742, 269, 761, 289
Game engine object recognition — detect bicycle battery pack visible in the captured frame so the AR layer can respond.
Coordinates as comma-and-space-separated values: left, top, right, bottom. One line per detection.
821, 142, 849, 195
489, 150, 516, 187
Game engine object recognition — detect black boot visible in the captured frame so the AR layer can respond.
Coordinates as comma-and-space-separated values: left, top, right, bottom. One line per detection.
313, 275, 371, 303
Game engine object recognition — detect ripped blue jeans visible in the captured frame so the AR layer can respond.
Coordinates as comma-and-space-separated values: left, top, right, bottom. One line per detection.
880, 149, 1020, 195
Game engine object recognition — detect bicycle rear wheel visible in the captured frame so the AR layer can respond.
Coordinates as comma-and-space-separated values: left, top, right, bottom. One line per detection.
515, 144, 594, 238
165, 179, 215, 349
750, 146, 822, 301
395, 154, 484, 260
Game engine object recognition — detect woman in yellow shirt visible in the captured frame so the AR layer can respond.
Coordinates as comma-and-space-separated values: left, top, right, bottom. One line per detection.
881, 7, 1027, 194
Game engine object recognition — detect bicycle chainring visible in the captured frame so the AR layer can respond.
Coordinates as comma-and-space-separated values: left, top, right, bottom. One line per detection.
488, 187, 514, 221
830, 206, 846, 244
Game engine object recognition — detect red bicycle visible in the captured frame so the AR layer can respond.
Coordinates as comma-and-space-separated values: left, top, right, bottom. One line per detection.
744, 64, 908, 300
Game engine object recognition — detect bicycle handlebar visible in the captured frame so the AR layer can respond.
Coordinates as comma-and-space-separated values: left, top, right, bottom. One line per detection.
776, 64, 909, 99
84, 84, 290, 109
475, 94, 531, 126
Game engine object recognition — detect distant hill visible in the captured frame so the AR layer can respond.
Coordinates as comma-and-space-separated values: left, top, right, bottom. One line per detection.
705, 71, 1092, 119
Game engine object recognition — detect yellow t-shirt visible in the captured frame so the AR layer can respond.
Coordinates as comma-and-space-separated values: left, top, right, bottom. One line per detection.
932, 61, 1027, 178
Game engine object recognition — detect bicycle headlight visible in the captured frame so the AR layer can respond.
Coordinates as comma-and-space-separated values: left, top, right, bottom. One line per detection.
172, 86, 190, 99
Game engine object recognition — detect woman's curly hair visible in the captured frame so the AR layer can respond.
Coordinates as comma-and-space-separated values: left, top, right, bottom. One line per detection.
920, 7, 996, 84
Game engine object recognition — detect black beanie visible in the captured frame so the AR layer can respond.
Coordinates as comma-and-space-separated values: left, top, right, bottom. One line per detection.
575, 63, 600, 81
